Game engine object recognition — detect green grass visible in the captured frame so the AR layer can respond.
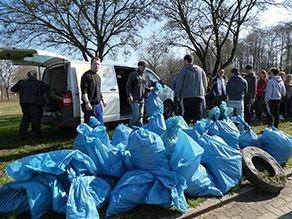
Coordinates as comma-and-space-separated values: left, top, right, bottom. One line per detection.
0, 99, 292, 218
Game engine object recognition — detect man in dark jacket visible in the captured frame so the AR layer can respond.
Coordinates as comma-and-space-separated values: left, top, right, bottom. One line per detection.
126, 61, 150, 127
176, 54, 207, 124
11, 70, 50, 140
226, 68, 248, 133
81, 57, 107, 125
243, 65, 257, 123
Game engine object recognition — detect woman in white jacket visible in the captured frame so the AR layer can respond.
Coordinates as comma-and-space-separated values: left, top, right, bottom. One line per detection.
265, 67, 286, 128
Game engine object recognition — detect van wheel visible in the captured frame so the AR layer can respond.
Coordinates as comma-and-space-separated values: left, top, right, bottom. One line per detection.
164, 101, 173, 119
242, 146, 286, 193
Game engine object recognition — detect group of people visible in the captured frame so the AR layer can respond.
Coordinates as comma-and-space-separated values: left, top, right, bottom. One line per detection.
172, 55, 291, 131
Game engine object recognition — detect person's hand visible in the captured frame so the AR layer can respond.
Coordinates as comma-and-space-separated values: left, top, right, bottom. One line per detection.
177, 97, 180, 102
85, 103, 92, 111
103, 101, 108, 107
249, 98, 255, 105
128, 96, 133, 102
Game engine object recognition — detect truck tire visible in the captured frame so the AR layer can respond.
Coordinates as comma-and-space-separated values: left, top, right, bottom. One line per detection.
242, 146, 286, 193
164, 101, 173, 119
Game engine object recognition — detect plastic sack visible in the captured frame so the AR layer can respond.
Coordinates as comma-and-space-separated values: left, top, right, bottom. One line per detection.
145, 83, 164, 117
219, 102, 240, 137
182, 126, 201, 142
88, 116, 101, 128
112, 124, 132, 146
170, 130, 223, 197
144, 112, 167, 136
232, 116, 262, 149
197, 134, 242, 194
259, 127, 292, 165
128, 128, 170, 171
195, 118, 212, 135
6, 150, 97, 181
73, 124, 127, 178
106, 169, 187, 217
0, 174, 67, 219
66, 176, 112, 219
161, 116, 189, 159
208, 106, 240, 150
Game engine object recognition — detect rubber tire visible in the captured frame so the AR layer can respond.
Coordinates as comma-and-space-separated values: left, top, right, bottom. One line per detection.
163, 101, 173, 119
242, 146, 286, 193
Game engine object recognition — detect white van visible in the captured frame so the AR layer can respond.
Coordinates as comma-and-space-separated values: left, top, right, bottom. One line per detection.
0, 48, 174, 128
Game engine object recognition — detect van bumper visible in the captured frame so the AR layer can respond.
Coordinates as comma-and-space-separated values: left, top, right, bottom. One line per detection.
41, 116, 80, 128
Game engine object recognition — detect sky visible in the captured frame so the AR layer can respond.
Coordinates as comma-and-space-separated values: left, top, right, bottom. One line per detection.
43, 3, 292, 66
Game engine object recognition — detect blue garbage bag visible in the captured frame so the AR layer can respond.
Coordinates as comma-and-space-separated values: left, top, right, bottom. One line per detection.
112, 124, 132, 146
88, 116, 101, 128
145, 83, 164, 117
128, 128, 170, 171
219, 101, 240, 137
195, 118, 212, 135
197, 134, 242, 194
0, 174, 67, 219
232, 116, 262, 149
66, 176, 112, 219
161, 116, 189, 159
73, 124, 127, 178
170, 130, 222, 197
6, 150, 97, 181
208, 106, 240, 150
182, 126, 201, 142
106, 169, 187, 217
259, 127, 292, 165
144, 112, 167, 136
116, 143, 136, 171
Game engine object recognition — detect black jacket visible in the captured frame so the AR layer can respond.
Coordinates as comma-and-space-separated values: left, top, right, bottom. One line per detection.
126, 69, 150, 103
226, 75, 248, 100
81, 70, 103, 104
243, 72, 257, 99
11, 77, 50, 105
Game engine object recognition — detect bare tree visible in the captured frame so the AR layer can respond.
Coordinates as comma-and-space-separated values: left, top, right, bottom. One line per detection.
0, 0, 153, 61
0, 60, 17, 100
156, 0, 276, 75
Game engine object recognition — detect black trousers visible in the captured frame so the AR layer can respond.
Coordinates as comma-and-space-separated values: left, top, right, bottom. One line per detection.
19, 103, 42, 139
213, 95, 226, 107
182, 97, 202, 124
266, 100, 281, 128
244, 97, 253, 123
255, 96, 267, 120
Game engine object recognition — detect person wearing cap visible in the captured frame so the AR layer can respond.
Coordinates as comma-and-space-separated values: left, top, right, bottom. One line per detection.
226, 68, 248, 133
81, 57, 107, 126
176, 54, 207, 124
126, 61, 151, 127
243, 65, 257, 123
11, 70, 50, 140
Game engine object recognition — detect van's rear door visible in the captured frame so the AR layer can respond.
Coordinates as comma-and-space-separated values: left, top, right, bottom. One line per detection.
0, 47, 69, 66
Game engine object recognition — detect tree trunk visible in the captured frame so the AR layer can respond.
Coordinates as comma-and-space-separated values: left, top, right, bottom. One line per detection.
6, 87, 10, 101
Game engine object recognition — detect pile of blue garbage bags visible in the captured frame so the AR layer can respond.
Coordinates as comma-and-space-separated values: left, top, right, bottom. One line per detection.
1, 102, 292, 219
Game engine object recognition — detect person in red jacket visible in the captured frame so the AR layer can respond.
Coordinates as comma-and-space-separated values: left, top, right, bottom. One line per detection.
255, 70, 269, 123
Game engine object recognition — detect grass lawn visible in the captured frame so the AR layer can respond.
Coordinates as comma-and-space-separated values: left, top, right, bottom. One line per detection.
0, 99, 291, 218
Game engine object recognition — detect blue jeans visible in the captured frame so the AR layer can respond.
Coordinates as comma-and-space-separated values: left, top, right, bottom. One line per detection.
129, 102, 144, 127
82, 103, 104, 126
227, 99, 245, 133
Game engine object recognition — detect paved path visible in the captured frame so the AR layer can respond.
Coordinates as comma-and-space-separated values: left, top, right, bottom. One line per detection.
198, 178, 292, 219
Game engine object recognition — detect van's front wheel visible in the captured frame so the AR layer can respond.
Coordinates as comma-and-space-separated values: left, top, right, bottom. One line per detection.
163, 101, 173, 119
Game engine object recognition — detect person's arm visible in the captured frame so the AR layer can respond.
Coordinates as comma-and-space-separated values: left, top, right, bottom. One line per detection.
11, 81, 20, 93
202, 71, 207, 94
250, 76, 257, 104
176, 69, 185, 101
226, 81, 230, 97
126, 72, 134, 102
264, 81, 272, 104
144, 74, 151, 98
81, 74, 92, 110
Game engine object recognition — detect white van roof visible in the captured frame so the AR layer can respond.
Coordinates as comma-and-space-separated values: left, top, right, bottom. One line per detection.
0, 47, 69, 67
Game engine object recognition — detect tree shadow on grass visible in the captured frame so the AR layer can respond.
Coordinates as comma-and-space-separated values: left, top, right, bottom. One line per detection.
0, 114, 77, 150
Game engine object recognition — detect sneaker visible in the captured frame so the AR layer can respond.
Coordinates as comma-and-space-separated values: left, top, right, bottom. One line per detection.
279, 115, 284, 120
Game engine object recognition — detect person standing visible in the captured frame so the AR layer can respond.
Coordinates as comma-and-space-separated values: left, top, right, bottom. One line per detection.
265, 67, 286, 128
212, 69, 227, 107
243, 65, 257, 123
284, 74, 292, 117
255, 70, 269, 123
81, 57, 107, 125
176, 54, 207, 124
226, 68, 248, 133
126, 61, 150, 127
11, 70, 50, 140
172, 72, 181, 115
279, 71, 286, 120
